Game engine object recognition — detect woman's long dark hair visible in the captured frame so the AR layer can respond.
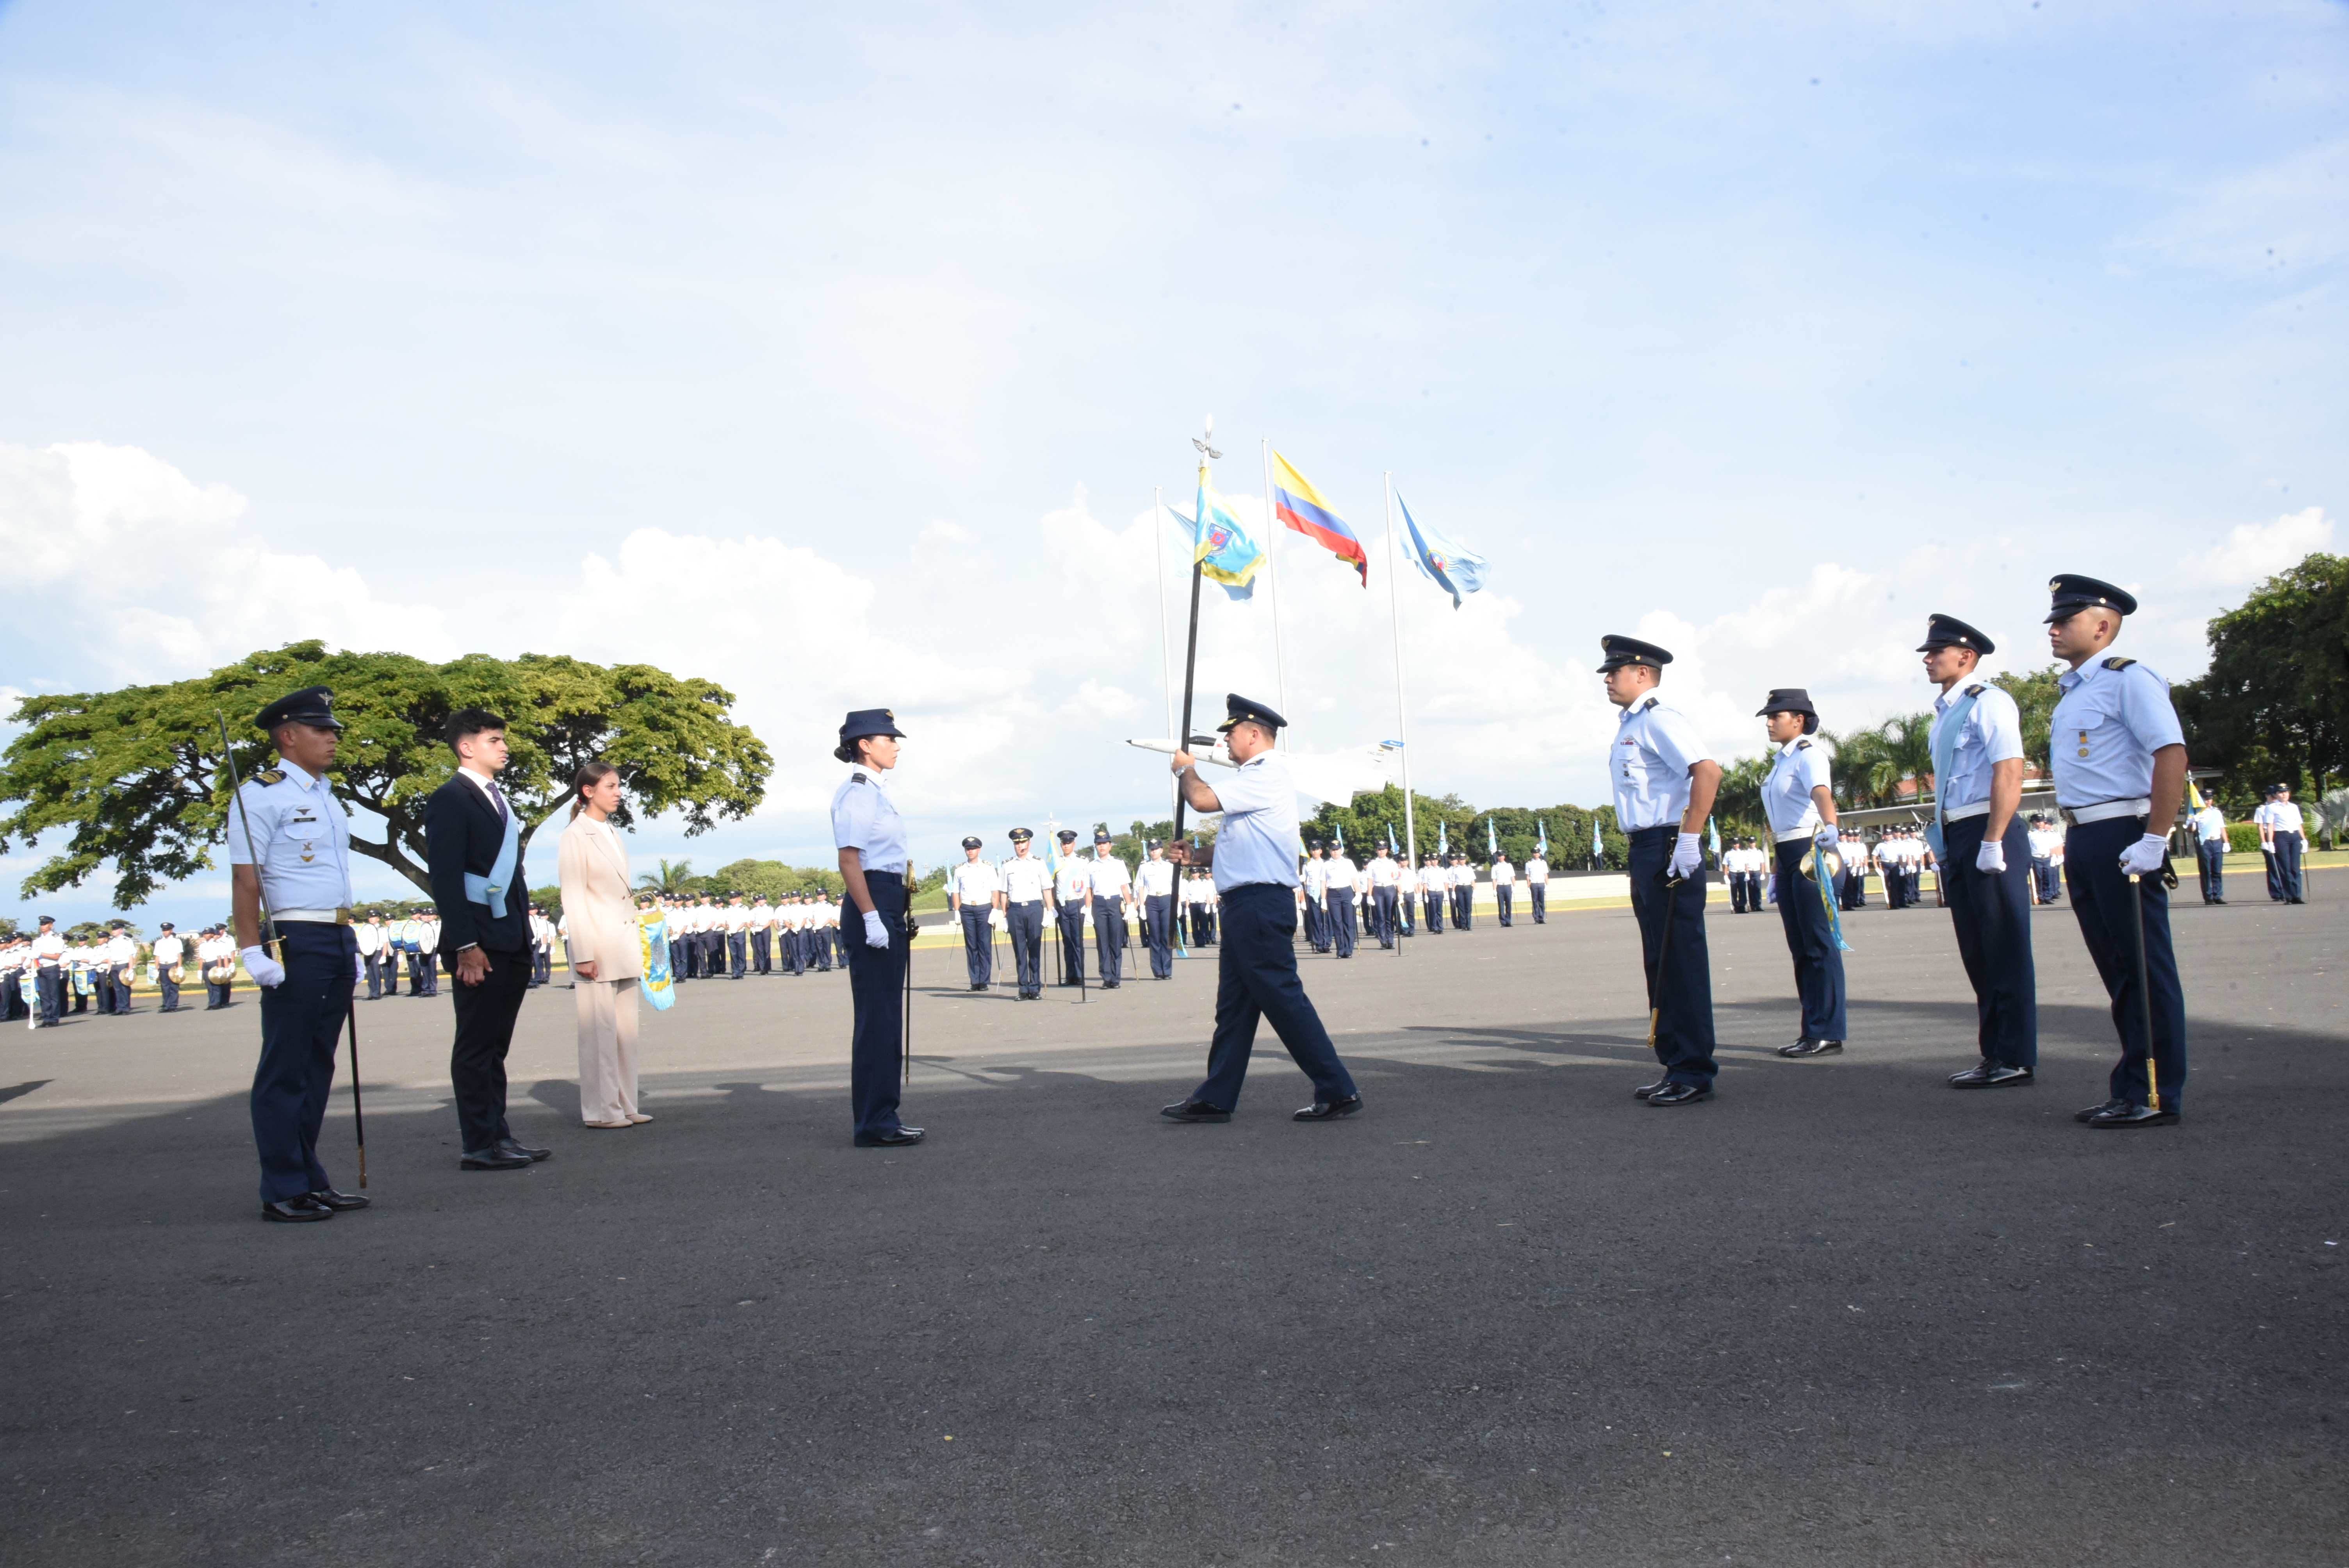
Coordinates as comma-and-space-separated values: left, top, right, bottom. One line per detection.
571, 760, 620, 818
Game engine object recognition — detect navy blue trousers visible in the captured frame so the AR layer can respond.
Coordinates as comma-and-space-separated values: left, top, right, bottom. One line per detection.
729, 932, 747, 978
1327, 889, 1357, 956
1144, 894, 1175, 978
2064, 816, 2189, 1109
1005, 901, 1044, 994
1530, 883, 1546, 922
1495, 886, 1513, 926
250, 923, 356, 1203
1626, 826, 1717, 1085
2196, 842, 2226, 903
2270, 832, 2304, 901
1773, 839, 1848, 1041
1057, 906, 1086, 982
1093, 896, 1126, 983
753, 930, 771, 973
1452, 886, 1473, 930
158, 970, 181, 1010
1302, 893, 1327, 951
1191, 883, 1357, 1111
846, 872, 909, 1138
1422, 891, 1444, 933
1371, 887, 1398, 946
959, 907, 994, 985
2033, 857, 2062, 904
1942, 814, 2039, 1068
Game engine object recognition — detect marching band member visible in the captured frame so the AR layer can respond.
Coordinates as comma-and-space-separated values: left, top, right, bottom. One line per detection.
152, 923, 186, 1012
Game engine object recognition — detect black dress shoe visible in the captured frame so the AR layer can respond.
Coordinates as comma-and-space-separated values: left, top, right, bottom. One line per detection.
854, 1125, 927, 1147
307, 1187, 371, 1210
1293, 1095, 1363, 1122
2089, 1102, 2180, 1128
261, 1195, 334, 1223
1633, 1080, 1669, 1099
460, 1148, 533, 1170
1645, 1081, 1713, 1106
970, 983, 987, 992
496, 1137, 552, 1162
2073, 1097, 2128, 1123
1777, 1038, 1844, 1058
1948, 1060, 2035, 1088
1101, 981, 1121, 989
1159, 1099, 1231, 1123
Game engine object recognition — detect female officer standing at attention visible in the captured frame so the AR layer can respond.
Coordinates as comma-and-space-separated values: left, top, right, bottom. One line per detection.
832, 709, 925, 1148
1755, 690, 1848, 1059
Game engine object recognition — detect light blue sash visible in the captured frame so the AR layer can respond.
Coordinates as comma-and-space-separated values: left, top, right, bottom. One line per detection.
1925, 688, 1980, 862
463, 805, 522, 919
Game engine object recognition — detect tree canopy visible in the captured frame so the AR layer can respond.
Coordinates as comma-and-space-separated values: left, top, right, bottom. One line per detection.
0, 641, 772, 907
1303, 786, 1625, 870
2176, 552, 2347, 807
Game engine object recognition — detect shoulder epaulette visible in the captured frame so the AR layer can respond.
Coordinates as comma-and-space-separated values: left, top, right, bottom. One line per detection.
1795, 739, 1811, 750
850, 772, 869, 784
1638, 696, 1659, 711
252, 768, 285, 785
1963, 683, 1985, 697
2101, 656, 2136, 671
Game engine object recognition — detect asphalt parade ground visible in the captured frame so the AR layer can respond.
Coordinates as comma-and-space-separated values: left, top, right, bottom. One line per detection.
4, 877, 2343, 1567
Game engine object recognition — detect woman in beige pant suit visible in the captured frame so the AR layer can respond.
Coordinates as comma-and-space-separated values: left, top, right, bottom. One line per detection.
558, 762, 650, 1128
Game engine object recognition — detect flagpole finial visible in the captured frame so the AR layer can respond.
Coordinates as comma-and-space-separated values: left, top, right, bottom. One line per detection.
1192, 415, 1221, 462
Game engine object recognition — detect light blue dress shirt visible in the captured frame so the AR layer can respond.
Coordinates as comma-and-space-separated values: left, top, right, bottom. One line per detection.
1928, 682, 2025, 811
226, 759, 353, 910
830, 770, 909, 874
1762, 738, 1834, 837
1210, 752, 1305, 892
2049, 658, 2185, 808
1609, 696, 1711, 831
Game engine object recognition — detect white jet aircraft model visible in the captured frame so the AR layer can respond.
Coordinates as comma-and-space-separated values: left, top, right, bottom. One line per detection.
1125, 735, 1403, 806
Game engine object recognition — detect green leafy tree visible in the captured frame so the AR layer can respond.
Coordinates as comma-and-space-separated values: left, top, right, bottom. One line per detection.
2176, 553, 2348, 813
635, 858, 701, 896
702, 857, 845, 900
1712, 754, 1774, 839
0, 641, 772, 908
1991, 665, 2065, 780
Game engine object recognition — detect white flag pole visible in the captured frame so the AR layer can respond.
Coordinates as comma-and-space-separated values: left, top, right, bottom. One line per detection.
1260, 437, 1291, 749
1383, 471, 1417, 927
1154, 484, 1178, 827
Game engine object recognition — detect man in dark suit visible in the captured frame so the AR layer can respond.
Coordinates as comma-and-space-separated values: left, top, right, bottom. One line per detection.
425, 707, 548, 1173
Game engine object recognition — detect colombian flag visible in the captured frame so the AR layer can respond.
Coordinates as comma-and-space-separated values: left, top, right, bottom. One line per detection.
1270, 451, 1369, 586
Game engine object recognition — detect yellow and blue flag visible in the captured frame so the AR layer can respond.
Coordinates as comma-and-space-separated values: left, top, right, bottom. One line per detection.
1167, 473, 1264, 600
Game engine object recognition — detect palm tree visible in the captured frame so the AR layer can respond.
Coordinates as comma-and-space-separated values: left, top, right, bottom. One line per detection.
636, 858, 697, 895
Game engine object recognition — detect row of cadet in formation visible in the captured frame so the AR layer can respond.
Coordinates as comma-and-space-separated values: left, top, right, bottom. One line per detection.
1716, 787, 2313, 915
935, 826, 1575, 995
1596, 573, 2322, 1125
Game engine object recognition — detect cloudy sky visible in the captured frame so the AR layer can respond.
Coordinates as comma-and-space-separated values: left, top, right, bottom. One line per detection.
1, 0, 2342, 928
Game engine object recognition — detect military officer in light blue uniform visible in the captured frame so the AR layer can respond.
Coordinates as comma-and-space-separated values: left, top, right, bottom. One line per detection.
1755, 690, 1848, 1058
2044, 576, 2191, 1129
1160, 695, 1361, 1123
1000, 828, 1052, 1000
229, 685, 368, 1223
1918, 614, 2041, 1090
831, 708, 924, 1147
1600, 636, 1723, 1107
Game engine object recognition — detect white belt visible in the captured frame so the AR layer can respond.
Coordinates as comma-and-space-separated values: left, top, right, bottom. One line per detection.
1773, 826, 1819, 844
274, 907, 353, 925
1942, 802, 1991, 822
2062, 798, 2151, 826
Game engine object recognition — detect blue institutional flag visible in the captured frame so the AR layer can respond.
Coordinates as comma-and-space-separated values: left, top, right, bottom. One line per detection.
1396, 492, 1491, 610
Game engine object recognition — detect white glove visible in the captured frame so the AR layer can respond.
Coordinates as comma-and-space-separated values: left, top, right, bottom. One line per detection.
1814, 824, 1840, 850
989, 908, 1006, 928
240, 945, 285, 987
2118, 834, 2170, 876
1668, 832, 1703, 880
1975, 840, 2006, 875
862, 909, 891, 949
